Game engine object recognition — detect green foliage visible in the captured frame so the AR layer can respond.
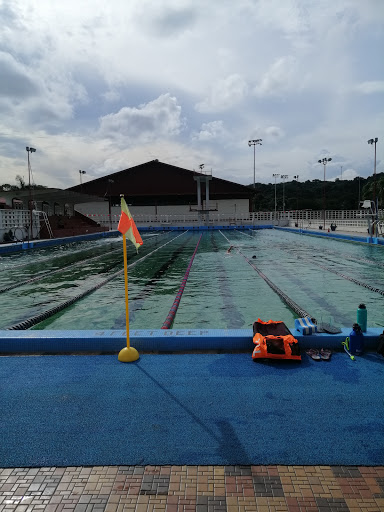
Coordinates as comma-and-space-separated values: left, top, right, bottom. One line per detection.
0, 176, 48, 191
0, 184, 15, 192
250, 173, 384, 211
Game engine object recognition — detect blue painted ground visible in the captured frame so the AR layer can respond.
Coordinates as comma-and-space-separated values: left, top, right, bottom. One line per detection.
0, 352, 383, 468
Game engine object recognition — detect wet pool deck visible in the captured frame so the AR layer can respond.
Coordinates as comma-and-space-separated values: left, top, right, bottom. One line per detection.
1, 465, 384, 512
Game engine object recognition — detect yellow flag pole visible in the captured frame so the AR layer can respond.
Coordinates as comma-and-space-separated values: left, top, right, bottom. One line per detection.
118, 233, 139, 362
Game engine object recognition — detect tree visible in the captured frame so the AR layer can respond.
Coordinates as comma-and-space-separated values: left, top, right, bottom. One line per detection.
15, 175, 26, 189
363, 176, 384, 208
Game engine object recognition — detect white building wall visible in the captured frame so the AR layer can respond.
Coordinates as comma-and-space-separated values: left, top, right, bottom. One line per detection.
75, 199, 250, 229
75, 199, 249, 217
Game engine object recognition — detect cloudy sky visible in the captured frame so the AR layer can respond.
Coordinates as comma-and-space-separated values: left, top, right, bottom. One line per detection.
0, 0, 383, 190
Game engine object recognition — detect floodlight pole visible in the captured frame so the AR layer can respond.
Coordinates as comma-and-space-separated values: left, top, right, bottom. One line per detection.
281, 175, 288, 216
367, 138, 378, 213
358, 176, 361, 209
318, 157, 332, 229
26, 146, 36, 240
273, 173, 280, 222
248, 139, 262, 189
293, 175, 299, 223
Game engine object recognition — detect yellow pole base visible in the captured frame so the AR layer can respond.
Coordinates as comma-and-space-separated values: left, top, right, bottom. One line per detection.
118, 346, 140, 363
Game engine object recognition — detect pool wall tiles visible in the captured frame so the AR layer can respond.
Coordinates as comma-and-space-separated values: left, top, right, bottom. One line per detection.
0, 328, 382, 354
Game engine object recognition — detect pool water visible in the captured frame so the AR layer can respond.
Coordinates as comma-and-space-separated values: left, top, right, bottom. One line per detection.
0, 230, 383, 331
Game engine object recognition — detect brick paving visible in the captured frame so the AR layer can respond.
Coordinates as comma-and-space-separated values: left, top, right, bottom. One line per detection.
0, 465, 383, 512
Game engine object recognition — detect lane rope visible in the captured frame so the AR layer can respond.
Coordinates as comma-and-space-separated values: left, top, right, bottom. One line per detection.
219, 230, 313, 320
161, 234, 203, 329
273, 242, 384, 298
0, 232, 172, 294
0, 247, 122, 294
6, 231, 188, 330
304, 259, 384, 297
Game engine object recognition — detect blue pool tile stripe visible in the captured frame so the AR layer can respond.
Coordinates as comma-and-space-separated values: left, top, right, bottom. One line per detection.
0, 328, 382, 354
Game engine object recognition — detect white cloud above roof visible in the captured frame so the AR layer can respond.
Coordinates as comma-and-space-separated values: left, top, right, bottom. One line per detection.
0, 0, 382, 189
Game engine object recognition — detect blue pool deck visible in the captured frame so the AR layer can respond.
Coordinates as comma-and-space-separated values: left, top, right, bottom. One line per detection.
1, 350, 384, 511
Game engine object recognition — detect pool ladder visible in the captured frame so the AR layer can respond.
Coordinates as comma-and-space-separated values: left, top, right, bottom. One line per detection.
40, 211, 54, 238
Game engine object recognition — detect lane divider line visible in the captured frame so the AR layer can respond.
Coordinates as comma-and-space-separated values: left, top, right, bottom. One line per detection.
161, 234, 203, 329
219, 230, 313, 320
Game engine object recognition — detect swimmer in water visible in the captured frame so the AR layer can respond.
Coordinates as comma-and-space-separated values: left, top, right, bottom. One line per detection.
227, 245, 233, 253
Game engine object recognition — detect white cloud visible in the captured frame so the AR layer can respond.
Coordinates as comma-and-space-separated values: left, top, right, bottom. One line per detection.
195, 74, 248, 113
253, 56, 300, 98
98, 94, 185, 142
355, 81, 384, 94
101, 90, 121, 103
340, 168, 359, 180
192, 121, 225, 142
0, 0, 383, 189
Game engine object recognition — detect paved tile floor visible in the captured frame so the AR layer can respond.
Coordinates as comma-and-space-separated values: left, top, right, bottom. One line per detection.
1, 465, 383, 512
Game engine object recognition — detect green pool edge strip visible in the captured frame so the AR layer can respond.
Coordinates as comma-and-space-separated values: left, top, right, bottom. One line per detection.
0, 328, 382, 354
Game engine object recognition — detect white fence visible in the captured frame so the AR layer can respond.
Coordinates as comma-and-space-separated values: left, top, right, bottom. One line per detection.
1, 208, 383, 242
0, 209, 41, 241
83, 209, 383, 230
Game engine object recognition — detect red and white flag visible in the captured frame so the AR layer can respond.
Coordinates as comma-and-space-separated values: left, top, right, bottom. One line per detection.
117, 197, 143, 252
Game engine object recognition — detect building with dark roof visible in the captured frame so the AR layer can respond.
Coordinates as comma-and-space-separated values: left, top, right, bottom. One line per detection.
66, 160, 253, 227
67, 160, 252, 210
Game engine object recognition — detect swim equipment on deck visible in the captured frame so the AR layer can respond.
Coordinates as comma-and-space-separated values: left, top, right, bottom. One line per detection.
349, 323, 365, 355
295, 317, 317, 335
252, 319, 301, 361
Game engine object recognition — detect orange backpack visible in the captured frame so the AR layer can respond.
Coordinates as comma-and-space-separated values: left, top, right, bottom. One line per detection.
252, 319, 301, 361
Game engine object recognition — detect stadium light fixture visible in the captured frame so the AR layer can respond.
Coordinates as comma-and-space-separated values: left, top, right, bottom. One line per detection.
248, 139, 262, 189
26, 147, 36, 240
272, 173, 280, 221
318, 157, 332, 229
367, 137, 378, 214
281, 175, 288, 214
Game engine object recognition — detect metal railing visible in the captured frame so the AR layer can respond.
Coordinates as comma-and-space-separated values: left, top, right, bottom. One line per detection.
81, 209, 383, 229
3, 208, 382, 239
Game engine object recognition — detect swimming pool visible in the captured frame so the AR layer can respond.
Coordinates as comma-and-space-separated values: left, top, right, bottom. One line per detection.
1, 229, 383, 331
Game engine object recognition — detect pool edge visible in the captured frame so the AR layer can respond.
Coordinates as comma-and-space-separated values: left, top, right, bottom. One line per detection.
0, 328, 382, 354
